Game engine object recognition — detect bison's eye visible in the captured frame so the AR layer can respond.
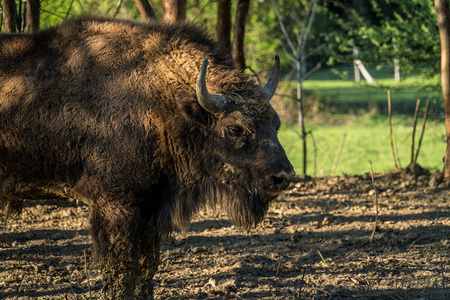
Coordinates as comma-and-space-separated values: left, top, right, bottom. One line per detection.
227, 125, 246, 138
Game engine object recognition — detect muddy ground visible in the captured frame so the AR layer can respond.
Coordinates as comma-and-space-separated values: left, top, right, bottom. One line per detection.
0, 170, 449, 299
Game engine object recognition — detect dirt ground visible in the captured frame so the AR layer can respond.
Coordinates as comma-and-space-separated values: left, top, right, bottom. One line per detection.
1, 169, 449, 299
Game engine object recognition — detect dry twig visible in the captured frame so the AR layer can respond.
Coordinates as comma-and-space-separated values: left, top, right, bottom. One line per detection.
393, 133, 402, 169
414, 99, 430, 164
317, 250, 327, 264
246, 65, 262, 85
388, 90, 399, 169
318, 150, 330, 177
309, 130, 318, 176
330, 133, 347, 177
411, 100, 421, 164
369, 161, 379, 245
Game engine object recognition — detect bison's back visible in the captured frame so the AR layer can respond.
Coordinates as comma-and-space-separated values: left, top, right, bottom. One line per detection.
0, 17, 243, 206
0, 19, 220, 191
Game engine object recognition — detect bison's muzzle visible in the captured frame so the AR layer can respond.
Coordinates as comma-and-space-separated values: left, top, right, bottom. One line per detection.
268, 168, 295, 193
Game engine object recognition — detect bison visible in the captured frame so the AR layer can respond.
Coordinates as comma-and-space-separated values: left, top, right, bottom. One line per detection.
0, 18, 295, 299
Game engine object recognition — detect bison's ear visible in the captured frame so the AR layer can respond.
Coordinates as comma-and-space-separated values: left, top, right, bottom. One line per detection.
175, 89, 208, 124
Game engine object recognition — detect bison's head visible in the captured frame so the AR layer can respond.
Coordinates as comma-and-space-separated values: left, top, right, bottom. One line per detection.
173, 56, 294, 229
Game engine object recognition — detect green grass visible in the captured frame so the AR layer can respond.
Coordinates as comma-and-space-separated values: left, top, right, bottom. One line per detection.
277, 66, 446, 176
300, 67, 443, 115
278, 115, 445, 176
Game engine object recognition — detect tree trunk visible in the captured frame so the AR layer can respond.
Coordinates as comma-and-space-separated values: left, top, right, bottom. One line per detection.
2, 0, 16, 33
434, 0, 450, 180
134, 0, 157, 21
26, 0, 40, 33
217, 0, 231, 50
163, 0, 186, 22
232, 0, 250, 70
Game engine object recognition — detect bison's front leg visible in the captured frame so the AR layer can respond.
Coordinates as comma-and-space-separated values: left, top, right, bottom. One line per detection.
100, 251, 159, 300
89, 199, 161, 300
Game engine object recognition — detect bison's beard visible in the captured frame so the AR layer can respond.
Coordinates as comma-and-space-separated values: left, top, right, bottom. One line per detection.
171, 176, 276, 231
219, 184, 273, 229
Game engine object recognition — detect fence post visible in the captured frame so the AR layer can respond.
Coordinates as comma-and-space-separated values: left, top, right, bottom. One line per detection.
394, 59, 400, 82
353, 47, 360, 82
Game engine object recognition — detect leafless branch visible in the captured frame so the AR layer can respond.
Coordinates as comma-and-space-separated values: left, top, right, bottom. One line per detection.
305, 42, 326, 58
271, 0, 298, 58
64, 0, 76, 19
288, 124, 304, 139
298, 4, 310, 49
302, 54, 329, 82
192, 0, 214, 22
300, 1, 318, 56
40, 9, 66, 19
246, 65, 262, 85
394, 133, 402, 168
411, 100, 421, 164
388, 90, 399, 169
309, 130, 318, 176
113, 0, 124, 17
279, 42, 297, 65
414, 99, 430, 164
330, 133, 347, 177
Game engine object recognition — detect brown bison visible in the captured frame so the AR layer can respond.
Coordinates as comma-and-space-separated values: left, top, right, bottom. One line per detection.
0, 18, 294, 299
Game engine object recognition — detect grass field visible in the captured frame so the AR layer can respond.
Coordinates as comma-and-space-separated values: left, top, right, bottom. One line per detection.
278, 66, 446, 176
279, 116, 445, 176
300, 66, 443, 115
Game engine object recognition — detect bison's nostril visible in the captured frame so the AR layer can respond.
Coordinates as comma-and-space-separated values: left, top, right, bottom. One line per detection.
267, 167, 295, 192
272, 175, 286, 187
271, 173, 292, 191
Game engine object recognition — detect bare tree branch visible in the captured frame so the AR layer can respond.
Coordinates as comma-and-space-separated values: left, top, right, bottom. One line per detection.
298, 1, 313, 49
271, 0, 298, 58
192, 0, 214, 22
305, 42, 326, 58
64, 0, 76, 19
41, 9, 66, 19
302, 54, 329, 82
246, 65, 262, 85
300, 1, 317, 57
414, 99, 430, 164
279, 42, 297, 65
113, 0, 124, 17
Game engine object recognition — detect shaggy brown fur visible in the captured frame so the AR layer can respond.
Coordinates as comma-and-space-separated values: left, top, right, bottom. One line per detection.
0, 17, 294, 299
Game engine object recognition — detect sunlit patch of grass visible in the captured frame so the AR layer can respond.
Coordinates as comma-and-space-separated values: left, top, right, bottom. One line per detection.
278, 115, 445, 176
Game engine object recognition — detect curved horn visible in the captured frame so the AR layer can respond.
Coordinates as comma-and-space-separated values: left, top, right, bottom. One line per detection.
196, 59, 227, 114
263, 55, 281, 101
